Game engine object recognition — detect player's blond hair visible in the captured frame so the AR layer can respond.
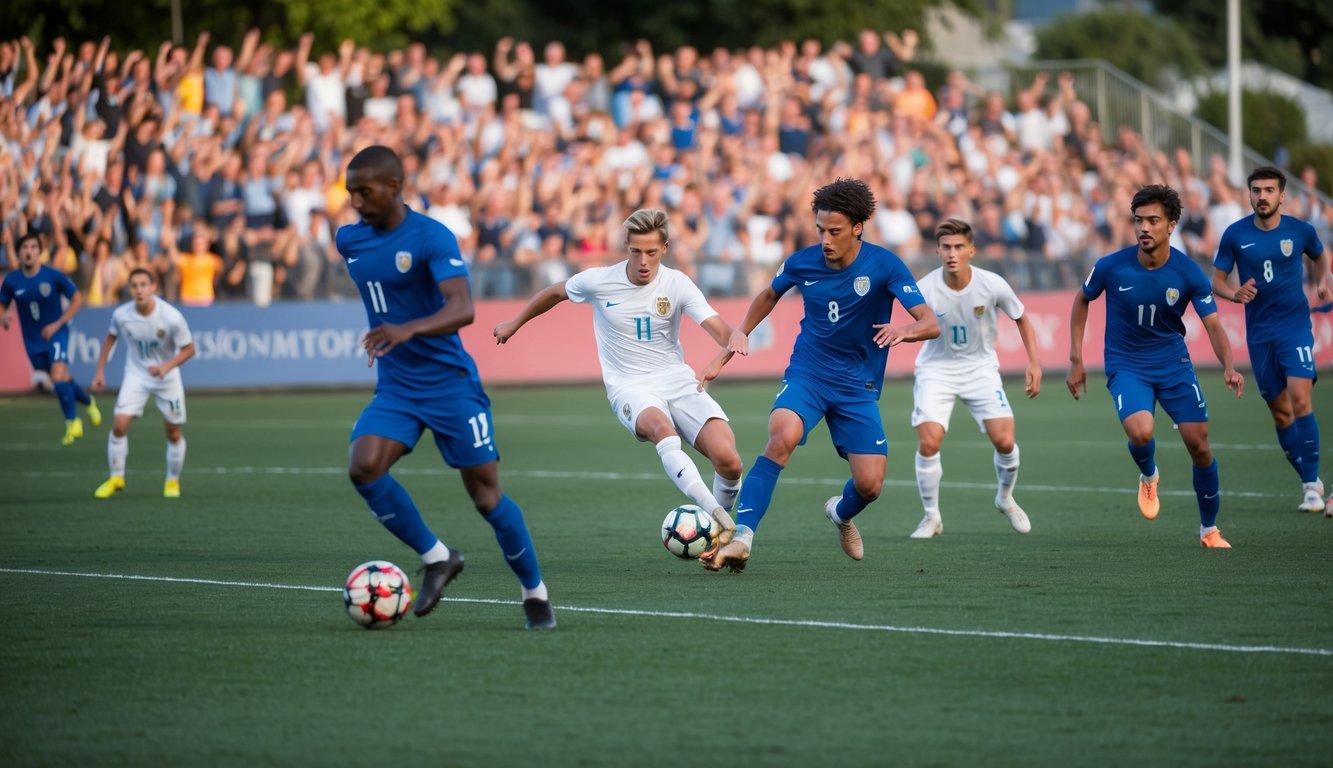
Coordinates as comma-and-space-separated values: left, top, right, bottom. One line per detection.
623, 208, 670, 245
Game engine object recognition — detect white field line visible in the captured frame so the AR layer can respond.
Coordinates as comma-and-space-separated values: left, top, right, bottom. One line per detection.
16, 464, 1289, 499
1, 566, 1327, 658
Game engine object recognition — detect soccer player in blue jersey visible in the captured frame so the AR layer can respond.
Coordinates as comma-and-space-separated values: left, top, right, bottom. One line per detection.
0, 232, 101, 445
338, 145, 554, 629
1211, 166, 1331, 515
700, 178, 939, 571
1068, 184, 1244, 548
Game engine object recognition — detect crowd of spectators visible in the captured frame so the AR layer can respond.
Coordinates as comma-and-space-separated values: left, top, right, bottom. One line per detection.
0, 29, 1328, 307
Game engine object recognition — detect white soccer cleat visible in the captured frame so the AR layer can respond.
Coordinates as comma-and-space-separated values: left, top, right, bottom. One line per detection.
909, 514, 942, 539
996, 496, 1032, 534
1299, 481, 1325, 513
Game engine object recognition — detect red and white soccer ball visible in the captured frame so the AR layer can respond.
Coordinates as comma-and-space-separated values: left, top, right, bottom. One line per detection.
661, 504, 717, 559
343, 560, 413, 628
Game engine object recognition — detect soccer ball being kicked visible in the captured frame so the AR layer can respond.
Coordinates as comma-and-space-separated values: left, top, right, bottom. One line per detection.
661, 505, 717, 559
343, 560, 413, 628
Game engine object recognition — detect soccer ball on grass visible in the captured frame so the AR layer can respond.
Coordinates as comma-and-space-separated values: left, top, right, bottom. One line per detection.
343, 560, 412, 628
661, 504, 717, 559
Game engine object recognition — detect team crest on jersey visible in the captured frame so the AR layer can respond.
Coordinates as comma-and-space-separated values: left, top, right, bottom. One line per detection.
973, 305, 985, 317
854, 276, 870, 296
39, 282, 51, 297
156, 328, 166, 338
655, 296, 671, 316
1281, 239, 1293, 257
1165, 288, 1180, 306
395, 251, 413, 273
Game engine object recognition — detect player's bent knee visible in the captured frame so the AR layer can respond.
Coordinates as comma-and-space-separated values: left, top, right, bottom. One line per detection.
853, 479, 883, 501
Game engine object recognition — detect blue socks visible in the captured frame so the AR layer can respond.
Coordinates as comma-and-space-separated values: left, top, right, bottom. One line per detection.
1276, 422, 1301, 476
1193, 459, 1220, 528
482, 495, 542, 590
1128, 439, 1157, 477
54, 381, 76, 420
69, 379, 91, 406
1294, 413, 1321, 483
735, 455, 783, 533
833, 478, 873, 522
354, 474, 439, 554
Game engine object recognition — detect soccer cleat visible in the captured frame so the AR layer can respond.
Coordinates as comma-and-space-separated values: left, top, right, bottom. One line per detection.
710, 506, 736, 547
700, 537, 749, 573
1298, 481, 1325, 513
1137, 472, 1160, 520
996, 496, 1032, 534
163, 479, 181, 498
412, 549, 465, 617
94, 476, 125, 498
61, 417, 84, 446
522, 598, 557, 630
825, 496, 864, 561
910, 514, 943, 539
1200, 528, 1232, 548
86, 397, 102, 427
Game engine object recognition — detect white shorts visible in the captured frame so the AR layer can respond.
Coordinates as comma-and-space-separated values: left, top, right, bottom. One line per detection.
115, 372, 187, 425
911, 369, 1011, 432
608, 369, 728, 445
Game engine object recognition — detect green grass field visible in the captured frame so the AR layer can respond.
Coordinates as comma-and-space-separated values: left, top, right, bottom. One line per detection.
2, 374, 1331, 767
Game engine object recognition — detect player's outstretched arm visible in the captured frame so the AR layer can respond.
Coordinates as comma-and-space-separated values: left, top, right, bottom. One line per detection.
494, 281, 569, 344
1066, 292, 1090, 399
729, 287, 782, 357
1014, 314, 1042, 398
696, 314, 737, 391
91, 333, 117, 390
1200, 313, 1243, 398
872, 302, 940, 348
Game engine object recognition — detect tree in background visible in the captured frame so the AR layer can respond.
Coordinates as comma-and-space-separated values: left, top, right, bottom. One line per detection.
1032, 7, 1205, 89
1151, 0, 1333, 91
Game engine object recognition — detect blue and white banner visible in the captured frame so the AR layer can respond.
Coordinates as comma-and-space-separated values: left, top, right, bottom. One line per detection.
67, 301, 376, 390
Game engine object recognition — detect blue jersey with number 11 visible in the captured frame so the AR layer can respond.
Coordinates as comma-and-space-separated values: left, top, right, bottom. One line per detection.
1083, 245, 1217, 373
337, 208, 478, 394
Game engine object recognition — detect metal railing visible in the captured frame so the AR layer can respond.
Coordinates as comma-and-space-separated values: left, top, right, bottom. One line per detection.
1002, 59, 1333, 215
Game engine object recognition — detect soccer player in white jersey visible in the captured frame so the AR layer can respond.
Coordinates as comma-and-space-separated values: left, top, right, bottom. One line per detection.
90, 268, 196, 498
909, 218, 1042, 539
494, 208, 743, 546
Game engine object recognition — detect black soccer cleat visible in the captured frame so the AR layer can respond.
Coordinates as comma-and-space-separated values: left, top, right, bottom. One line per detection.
413, 550, 465, 617
522, 598, 557, 630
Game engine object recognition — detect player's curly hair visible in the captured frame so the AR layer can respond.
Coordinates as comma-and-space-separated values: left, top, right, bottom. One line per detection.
811, 178, 876, 229
1130, 184, 1182, 223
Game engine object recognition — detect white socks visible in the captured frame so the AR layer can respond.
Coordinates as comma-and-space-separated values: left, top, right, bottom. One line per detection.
108, 433, 128, 477
656, 436, 721, 511
166, 437, 187, 480
522, 581, 549, 601
995, 445, 1020, 500
915, 451, 942, 516
712, 472, 741, 512
421, 541, 451, 565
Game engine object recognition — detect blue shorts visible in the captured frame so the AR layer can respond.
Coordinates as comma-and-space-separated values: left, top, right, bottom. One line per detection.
350, 382, 499, 468
1249, 333, 1317, 403
1107, 365, 1207, 425
772, 377, 887, 459
24, 328, 70, 371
